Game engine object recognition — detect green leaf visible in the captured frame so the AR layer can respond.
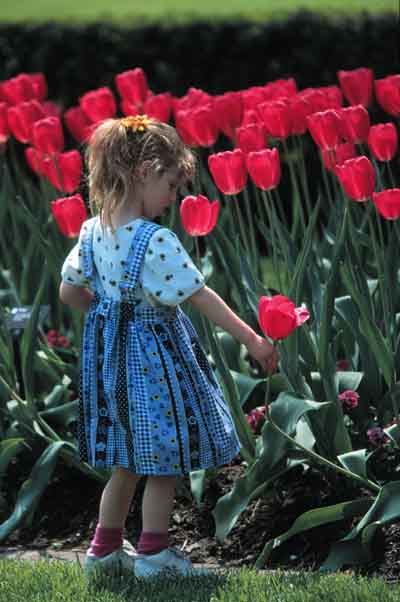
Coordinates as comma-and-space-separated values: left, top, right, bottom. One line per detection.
320, 481, 400, 571
0, 438, 25, 485
255, 497, 372, 569
337, 449, 369, 480
20, 268, 49, 402
0, 441, 67, 542
213, 392, 333, 541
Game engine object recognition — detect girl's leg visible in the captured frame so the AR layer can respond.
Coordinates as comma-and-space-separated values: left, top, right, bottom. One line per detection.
99, 466, 142, 528
138, 475, 178, 554
88, 467, 141, 557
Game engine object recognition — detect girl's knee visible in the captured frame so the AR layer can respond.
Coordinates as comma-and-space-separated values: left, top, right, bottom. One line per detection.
113, 466, 141, 481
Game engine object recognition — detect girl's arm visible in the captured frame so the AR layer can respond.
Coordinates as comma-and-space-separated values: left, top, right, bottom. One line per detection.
188, 285, 279, 373
59, 281, 94, 313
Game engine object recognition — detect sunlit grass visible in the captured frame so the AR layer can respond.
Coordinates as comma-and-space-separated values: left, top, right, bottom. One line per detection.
1, 559, 399, 602
1, 0, 397, 23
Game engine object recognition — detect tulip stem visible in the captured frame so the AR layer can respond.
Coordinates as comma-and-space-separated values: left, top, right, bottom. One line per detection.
367, 210, 392, 351
295, 135, 313, 222
242, 184, 259, 270
262, 190, 282, 293
282, 138, 306, 239
387, 161, 396, 188
232, 193, 251, 259
263, 371, 381, 494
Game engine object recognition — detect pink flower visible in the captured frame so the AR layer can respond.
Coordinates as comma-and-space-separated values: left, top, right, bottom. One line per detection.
367, 427, 389, 446
336, 359, 351, 371
338, 390, 359, 410
246, 406, 266, 433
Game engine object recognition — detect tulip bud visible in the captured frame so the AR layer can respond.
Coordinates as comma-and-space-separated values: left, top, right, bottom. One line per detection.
258, 294, 310, 341
372, 189, 400, 220
208, 149, 247, 195
368, 123, 398, 162
180, 195, 220, 236
51, 193, 88, 237
375, 75, 400, 117
42, 150, 82, 193
80, 86, 117, 123
335, 156, 376, 202
32, 116, 64, 153
246, 148, 281, 191
337, 68, 374, 107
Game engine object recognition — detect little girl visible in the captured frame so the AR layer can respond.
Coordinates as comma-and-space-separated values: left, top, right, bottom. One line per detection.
59, 115, 278, 579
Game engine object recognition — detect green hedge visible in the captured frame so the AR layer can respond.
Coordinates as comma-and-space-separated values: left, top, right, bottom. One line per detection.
0, 11, 397, 108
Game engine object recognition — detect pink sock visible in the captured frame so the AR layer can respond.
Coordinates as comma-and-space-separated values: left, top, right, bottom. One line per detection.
137, 531, 169, 555
89, 524, 123, 558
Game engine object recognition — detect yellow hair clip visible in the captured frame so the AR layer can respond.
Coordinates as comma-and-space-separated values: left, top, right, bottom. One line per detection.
120, 114, 151, 132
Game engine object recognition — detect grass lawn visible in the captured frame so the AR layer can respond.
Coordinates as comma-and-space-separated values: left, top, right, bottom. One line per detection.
1, 559, 400, 602
1, 0, 397, 23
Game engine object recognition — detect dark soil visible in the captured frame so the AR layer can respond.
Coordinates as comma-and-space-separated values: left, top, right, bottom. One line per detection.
3, 456, 400, 584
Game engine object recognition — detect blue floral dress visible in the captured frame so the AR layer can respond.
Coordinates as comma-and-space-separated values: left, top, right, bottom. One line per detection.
61, 216, 241, 475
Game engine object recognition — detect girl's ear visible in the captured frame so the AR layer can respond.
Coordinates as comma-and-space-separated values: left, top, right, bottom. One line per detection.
136, 160, 153, 181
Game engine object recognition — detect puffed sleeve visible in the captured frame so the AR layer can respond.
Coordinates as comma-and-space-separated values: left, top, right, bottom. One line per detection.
60, 222, 90, 287
142, 228, 205, 306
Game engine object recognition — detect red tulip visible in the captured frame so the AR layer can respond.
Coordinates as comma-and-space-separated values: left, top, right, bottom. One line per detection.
246, 148, 281, 191
372, 189, 400, 220
80, 87, 117, 123
42, 150, 82, 193
1, 73, 42, 105
214, 91, 243, 139
144, 92, 172, 122
335, 156, 376, 202
263, 78, 297, 101
258, 294, 310, 341
120, 98, 139, 117
236, 123, 266, 153
241, 109, 260, 127
298, 86, 343, 113
339, 105, 370, 144
7, 100, 46, 143
51, 194, 88, 237
287, 96, 313, 135
172, 87, 211, 116
174, 110, 197, 145
368, 123, 398, 161
337, 68, 374, 107
32, 116, 64, 153
180, 194, 220, 236
115, 68, 149, 109
41, 101, 62, 119
30, 73, 47, 102
321, 142, 356, 172
258, 100, 291, 139
375, 75, 400, 117
241, 87, 266, 112
179, 104, 219, 147
64, 106, 94, 144
0, 102, 10, 143
25, 147, 47, 175
208, 148, 247, 195
307, 109, 343, 150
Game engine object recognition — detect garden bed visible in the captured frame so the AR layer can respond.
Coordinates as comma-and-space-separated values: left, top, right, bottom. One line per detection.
3, 457, 400, 583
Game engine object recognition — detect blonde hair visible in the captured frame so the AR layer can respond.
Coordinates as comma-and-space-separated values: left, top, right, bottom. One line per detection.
85, 117, 196, 234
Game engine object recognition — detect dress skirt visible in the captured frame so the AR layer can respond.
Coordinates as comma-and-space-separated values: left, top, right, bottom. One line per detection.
78, 299, 242, 475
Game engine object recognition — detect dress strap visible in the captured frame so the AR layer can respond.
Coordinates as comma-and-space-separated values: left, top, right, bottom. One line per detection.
80, 217, 100, 294
119, 220, 162, 301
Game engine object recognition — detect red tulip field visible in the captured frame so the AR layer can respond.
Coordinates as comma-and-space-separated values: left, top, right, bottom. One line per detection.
1, 65, 400, 577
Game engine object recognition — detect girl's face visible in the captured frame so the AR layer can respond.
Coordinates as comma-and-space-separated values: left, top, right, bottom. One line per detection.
139, 166, 181, 220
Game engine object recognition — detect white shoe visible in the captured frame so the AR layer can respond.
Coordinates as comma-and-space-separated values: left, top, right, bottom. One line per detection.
134, 546, 212, 578
84, 538, 140, 575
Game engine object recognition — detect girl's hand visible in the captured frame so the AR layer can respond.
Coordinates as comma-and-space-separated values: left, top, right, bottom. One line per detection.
246, 334, 279, 374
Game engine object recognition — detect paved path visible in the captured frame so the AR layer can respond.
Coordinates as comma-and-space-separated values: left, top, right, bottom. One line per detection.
0, 545, 239, 572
